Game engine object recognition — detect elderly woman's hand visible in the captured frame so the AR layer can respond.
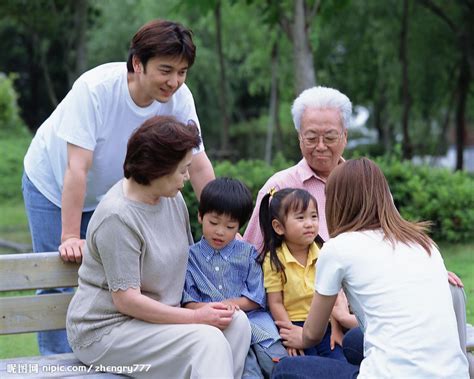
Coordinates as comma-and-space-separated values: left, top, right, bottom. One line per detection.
193, 302, 236, 330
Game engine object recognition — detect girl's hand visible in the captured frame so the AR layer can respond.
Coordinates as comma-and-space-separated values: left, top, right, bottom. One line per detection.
275, 320, 305, 352
193, 302, 235, 330
330, 318, 344, 350
286, 347, 304, 357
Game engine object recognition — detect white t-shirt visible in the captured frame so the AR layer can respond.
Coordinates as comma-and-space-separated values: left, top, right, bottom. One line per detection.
24, 62, 204, 211
316, 229, 468, 379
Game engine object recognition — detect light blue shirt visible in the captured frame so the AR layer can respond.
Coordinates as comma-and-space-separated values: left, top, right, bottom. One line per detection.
182, 237, 280, 346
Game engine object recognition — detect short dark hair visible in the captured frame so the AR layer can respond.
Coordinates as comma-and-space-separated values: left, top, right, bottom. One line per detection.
124, 115, 200, 185
127, 19, 196, 72
198, 178, 253, 228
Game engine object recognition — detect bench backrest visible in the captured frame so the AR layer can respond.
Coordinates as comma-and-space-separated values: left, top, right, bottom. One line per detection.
0, 252, 80, 335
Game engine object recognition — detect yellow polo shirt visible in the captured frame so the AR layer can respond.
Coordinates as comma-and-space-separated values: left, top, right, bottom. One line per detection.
263, 241, 319, 321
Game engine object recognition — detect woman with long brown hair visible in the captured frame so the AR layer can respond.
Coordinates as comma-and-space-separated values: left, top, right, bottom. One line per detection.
273, 158, 468, 378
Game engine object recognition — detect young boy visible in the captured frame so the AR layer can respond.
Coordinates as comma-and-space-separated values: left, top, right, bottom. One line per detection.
182, 178, 287, 378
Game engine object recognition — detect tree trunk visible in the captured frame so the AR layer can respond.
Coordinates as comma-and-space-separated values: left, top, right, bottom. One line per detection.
293, 0, 316, 94
400, 0, 412, 159
454, 45, 470, 171
71, 0, 88, 84
34, 33, 58, 108
265, 42, 279, 164
215, 0, 230, 156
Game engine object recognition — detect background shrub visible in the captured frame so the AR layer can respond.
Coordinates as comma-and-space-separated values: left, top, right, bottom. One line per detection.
0, 73, 31, 204
376, 157, 474, 243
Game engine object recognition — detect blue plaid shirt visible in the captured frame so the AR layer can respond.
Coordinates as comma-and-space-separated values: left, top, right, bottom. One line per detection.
182, 237, 280, 346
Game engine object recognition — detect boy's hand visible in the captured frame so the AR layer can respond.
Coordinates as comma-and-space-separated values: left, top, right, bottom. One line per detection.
222, 300, 240, 312
193, 302, 235, 330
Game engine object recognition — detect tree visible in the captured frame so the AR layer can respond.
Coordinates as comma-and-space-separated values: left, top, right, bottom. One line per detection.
417, 0, 474, 170
270, 0, 320, 94
0, 0, 94, 130
400, 0, 413, 159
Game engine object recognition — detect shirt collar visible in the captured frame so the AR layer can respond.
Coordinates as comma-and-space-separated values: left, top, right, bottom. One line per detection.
199, 237, 236, 261
280, 241, 319, 266
297, 157, 345, 183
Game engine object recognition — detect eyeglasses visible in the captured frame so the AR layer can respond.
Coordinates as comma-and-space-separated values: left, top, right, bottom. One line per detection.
299, 131, 343, 148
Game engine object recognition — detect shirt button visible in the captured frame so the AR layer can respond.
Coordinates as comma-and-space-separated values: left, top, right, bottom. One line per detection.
215, 266, 219, 271
218, 285, 223, 289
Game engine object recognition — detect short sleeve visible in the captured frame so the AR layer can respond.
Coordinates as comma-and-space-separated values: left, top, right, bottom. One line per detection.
241, 245, 266, 307
92, 214, 142, 291
172, 85, 204, 154
56, 78, 102, 151
314, 242, 345, 296
182, 251, 204, 304
263, 254, 284, 293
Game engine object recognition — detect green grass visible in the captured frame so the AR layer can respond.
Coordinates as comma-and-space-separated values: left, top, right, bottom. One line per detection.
440, 241, 474, 323
0, 290, 39, 358
0, 202, 472, 358
0, 203, 30, 253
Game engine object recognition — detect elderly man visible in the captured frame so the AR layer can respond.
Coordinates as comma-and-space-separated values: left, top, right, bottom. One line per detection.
244, 86, 350, 247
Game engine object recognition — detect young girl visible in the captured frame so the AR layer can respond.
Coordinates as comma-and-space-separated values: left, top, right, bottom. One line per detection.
258, 188, 346, 361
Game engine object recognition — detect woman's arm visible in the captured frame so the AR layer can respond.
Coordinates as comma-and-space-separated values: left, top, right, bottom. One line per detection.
112, 287, 234, 330
303, 292, 337, 347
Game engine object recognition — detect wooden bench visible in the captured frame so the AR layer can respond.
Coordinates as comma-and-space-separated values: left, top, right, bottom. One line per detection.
0, 252, 121, 378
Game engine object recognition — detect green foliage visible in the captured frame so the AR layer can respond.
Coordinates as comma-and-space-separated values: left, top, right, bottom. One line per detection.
376, 157, 474, 243
0, 73, 28, 138
0, 74, 31, 204
182, 154, 294, 239
0, 135, 31, 204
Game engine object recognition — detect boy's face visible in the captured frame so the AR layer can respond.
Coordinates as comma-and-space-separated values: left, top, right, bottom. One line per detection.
199, 212, 240, 250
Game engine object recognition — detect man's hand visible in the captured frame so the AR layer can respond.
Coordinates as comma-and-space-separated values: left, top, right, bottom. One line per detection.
59, 237, 85, 263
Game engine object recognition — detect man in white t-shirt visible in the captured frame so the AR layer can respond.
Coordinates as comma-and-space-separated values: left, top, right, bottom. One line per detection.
22, 19, 214, 355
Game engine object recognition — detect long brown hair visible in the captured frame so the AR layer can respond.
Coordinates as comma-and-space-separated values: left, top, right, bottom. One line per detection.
325, 158, 434, 255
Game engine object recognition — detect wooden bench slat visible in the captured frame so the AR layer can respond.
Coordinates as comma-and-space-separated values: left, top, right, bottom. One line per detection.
0, 293, 73, 334
0, 252, 80, 291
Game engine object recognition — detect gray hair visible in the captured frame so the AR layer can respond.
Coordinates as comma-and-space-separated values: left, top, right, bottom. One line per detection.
291, 86, 352, 131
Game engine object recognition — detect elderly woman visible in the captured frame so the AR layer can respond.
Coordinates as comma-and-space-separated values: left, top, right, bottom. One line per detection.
273, 158, 468, 379
66, 116, 251, 378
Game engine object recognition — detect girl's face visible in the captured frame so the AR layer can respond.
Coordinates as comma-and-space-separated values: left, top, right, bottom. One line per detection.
274, 201, 319, 248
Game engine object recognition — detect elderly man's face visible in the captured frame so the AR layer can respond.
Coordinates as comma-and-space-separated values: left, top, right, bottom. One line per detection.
299, 107, 347, 179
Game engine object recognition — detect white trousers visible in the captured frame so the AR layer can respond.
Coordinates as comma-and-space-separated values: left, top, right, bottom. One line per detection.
73, 310, 251, 379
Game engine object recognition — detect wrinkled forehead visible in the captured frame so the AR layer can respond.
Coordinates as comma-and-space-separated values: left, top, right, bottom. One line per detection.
300, 107, 344, 133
